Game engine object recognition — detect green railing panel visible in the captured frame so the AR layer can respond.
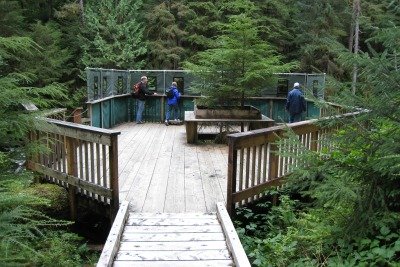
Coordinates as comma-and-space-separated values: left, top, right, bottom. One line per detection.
306, 100, 321, 119
244, 99, 271, 119
88, 95, 323, 128
91, 103, 101, 127
113, 97, 129, 125
269, 99, 288, 122
144, 98, 162, 122
101, 100, 112, 128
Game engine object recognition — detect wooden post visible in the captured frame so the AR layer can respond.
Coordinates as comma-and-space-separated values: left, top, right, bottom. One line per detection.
226, 137, 238, 216
72, 107, 83, 124
161, 96, 165, 122
310, 131, 318, 151
27, 131, 41, 182
185, 121, 198, 143
66, 136, 78, 221
269, 141, 279, 206
109, 135, 119, 223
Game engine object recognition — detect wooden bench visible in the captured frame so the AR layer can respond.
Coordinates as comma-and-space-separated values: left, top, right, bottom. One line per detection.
184, 111, 275, 143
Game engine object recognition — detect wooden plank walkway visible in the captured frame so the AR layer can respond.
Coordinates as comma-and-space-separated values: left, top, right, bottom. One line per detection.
115, 122, 228, 213
98, 202, 250, 267
97, 123, 250, 266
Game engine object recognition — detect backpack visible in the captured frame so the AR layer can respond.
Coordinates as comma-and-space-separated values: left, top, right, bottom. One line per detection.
132, 82, 141, 96
166, 88, 174, 99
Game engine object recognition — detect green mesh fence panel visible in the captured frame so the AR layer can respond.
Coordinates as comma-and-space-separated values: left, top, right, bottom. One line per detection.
163, 70, 194, 95
86, 68, 101, 101
86, 69, 326, 128
306, 73, 326, 99
129, 70, 163, 94
113, 70, 129, 95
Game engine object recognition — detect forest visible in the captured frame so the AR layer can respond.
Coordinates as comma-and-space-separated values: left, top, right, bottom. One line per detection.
1, 0, 399, 266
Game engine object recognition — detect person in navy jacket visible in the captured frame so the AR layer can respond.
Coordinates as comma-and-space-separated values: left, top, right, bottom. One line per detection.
285, 82, 307, 123
165, 82, 181, 126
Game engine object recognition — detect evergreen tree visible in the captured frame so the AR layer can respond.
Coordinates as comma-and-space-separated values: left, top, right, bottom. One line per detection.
293, 0, 349, 77
144, 0, 189, 69
81, 0, 146, 69
254, 0, 297, 61
25, 22, 72, 88
0, 0, 25, 36
54, 2, 86, 102
184, 1, 222, 54
185, 0, 296, 107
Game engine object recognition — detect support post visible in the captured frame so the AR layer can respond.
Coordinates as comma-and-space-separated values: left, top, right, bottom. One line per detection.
227, 137, 238, 216
269, 141, 279, 206
109, 135, 119, 223
66, 136, 78, 221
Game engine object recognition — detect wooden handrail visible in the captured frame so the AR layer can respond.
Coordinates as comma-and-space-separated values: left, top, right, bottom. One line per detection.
27, 118, 121, 221
226, 110, 364, 215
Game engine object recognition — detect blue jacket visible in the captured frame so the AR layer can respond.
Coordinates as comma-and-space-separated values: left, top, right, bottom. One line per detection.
285, 88, 306, 115
167, 86, 180, 105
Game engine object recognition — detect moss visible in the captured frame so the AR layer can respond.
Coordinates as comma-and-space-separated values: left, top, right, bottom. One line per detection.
25, 183, 69, 217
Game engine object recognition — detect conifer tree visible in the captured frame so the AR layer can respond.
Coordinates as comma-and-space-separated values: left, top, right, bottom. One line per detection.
185, 0, 296, 107
144, 1, 189, 69
184, 1, 222, 53
81, 0, 146, 69
293, 0, 349, 77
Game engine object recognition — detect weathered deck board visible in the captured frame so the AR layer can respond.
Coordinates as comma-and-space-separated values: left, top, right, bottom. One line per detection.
97, 203, 250, 267
115, 122, 228, 213
113, 260, 234, 267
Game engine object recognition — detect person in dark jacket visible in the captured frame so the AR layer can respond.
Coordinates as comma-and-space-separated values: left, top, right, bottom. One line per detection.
164, 81, 181, 126
285, 82, 306, 123
136, 76, 156, 124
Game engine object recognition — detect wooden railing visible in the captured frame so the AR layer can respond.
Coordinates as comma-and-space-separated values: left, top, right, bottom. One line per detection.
226, 111, 361, 215
27, 118, 121, 221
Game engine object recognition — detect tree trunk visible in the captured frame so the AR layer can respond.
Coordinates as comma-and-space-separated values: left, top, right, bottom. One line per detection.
351, 0, 361, 95
78, 0, 84, 24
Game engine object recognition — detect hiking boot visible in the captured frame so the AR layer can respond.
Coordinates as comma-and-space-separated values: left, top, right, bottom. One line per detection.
165, 120, 169, 126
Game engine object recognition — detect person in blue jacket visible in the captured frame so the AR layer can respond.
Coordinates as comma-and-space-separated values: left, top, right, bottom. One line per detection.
165, 81, 181, 126
285, 82, 307, 123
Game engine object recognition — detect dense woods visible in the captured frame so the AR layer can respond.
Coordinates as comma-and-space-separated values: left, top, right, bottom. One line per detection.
1, 0, 399, 265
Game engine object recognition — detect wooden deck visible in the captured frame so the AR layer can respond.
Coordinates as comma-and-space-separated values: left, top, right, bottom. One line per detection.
97, 202, 250, 267
115, 122, 228, 213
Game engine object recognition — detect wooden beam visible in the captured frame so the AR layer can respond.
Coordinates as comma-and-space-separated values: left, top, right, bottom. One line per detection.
97, 201, 129, 267
217, 203, 251, 267
41, 118, 120, 146
232, 178, 284, 203
28, 161, 112, 198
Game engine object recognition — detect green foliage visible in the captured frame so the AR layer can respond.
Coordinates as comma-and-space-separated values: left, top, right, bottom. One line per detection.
31, 231, 91, 267
0, 36, 67, 148
293, 0, 349, 77
81, 0, 147, 69
0, 28, 90, 266
184, 1, 221, 52
184, 0, 296, 107
144, 1, 189, 69
26, 21, 72, 88
234, 7, 400, 265
0, 0, 25, 37
25, 183, 69, 216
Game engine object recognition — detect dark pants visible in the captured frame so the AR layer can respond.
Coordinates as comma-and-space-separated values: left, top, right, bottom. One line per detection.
289, 113, 302, 123
166, 104, 179, 121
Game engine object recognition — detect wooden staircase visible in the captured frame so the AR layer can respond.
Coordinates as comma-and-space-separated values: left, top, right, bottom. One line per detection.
97, 202, 250, 267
